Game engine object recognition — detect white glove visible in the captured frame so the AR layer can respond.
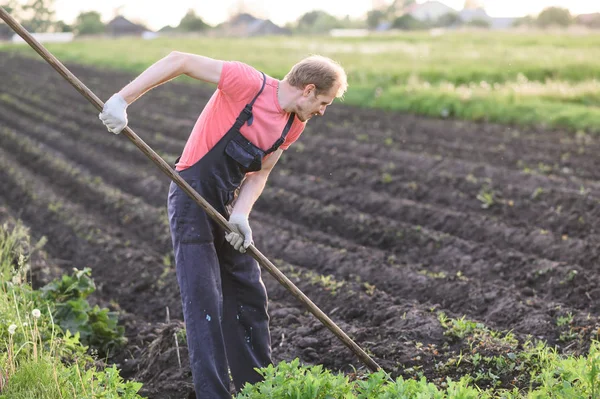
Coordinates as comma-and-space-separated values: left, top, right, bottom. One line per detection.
226, 213, 253, 253
99, 93, 128, 134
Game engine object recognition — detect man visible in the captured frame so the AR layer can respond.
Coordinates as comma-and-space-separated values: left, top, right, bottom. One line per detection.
99, 51, 348, 397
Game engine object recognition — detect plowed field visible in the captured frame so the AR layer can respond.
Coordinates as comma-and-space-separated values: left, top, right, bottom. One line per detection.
1, 52, 599, 398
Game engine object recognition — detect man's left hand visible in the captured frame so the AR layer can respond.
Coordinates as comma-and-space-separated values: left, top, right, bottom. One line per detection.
226, 213, 253, 253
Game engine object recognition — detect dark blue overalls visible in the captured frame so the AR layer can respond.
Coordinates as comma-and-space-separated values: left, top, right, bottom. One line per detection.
167, 73, 295, 397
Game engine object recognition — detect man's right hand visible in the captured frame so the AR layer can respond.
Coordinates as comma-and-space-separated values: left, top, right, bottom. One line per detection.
99, 93, 128, 134
225, 213, 253, 253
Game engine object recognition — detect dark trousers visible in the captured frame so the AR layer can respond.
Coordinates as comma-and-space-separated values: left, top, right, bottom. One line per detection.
168, 181, 272, 398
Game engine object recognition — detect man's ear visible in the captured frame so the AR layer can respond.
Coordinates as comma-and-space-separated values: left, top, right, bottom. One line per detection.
303, 83, 316, 97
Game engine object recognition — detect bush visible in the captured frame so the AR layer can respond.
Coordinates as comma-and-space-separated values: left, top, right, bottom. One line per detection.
537, 7, 572, 28
237, 342, 600, 398
178, 9, 210, 32
391, 14, 429, 30
235, 359, 485, 398
40, 267, 127, 357
466, 18, 491, 29
73, 11, 104, 36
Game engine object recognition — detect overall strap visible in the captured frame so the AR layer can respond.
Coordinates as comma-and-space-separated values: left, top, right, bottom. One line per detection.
265, 112, 296, 155
249, 72, 267, 106
233, 72, 267, 130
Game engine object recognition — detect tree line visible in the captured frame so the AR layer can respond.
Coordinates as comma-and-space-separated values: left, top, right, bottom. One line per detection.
367, 2, 594, 31
1, 0, 597, 36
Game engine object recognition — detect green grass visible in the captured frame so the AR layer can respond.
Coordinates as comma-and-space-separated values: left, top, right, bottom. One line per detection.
0, 220, 143, 398
1, 359, 62, 399
2, 356, 143, 399
2, 30, 600, 133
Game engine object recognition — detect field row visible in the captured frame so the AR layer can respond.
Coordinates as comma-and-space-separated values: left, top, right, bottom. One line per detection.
2, 54, 600, 395
1, 100, 597, 342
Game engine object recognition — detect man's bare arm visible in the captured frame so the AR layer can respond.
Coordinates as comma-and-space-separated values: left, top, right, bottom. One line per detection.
119, 51, 224, 104
100, 52, 224, 133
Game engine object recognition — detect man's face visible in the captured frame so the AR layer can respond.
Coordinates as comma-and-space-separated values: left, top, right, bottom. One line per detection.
295, 84, 338, 122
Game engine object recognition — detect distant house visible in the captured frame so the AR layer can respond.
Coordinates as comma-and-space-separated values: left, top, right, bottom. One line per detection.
405, 1, 457, 22
459, 8, 515, 29
105, 16, 151, 37
248, 19, 290, 36
395, 2, 515, 30
576, 13, 600, 28
213, 13, 290, 37
158, 25, 177, 33
488, 17, 516, 29
458, 7, 489, 23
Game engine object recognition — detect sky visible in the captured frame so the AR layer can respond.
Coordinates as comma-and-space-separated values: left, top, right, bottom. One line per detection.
37, 0, 600, 31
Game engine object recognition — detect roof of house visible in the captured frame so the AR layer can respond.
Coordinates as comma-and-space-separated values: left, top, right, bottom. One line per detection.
215, 13, 290, 36
489, 17, 517, 29
405, 1, 458, 20
106, 16, 150, 33
459, 8, 490, 21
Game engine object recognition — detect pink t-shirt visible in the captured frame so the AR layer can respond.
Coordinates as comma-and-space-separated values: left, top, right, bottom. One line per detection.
175, 61, 305, 171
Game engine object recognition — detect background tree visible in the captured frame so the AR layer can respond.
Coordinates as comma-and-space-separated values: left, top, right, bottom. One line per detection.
1, 0, 21, 37
21, 0, 55, 32
338, 14, 366, 29
296, 10, 321, 28
53, 20, 72, 32
463, 0, 484, 9
73, 11, 104, 36
392, 14, 428, 30
389, 0, 416, 13
367, 9, 386, 30
537, 7, 572, 28
436, 12, 461, 28
2, 0, 21, 16
512, 15, 535, 27
177, 9, 210, 32
295, 10, 343, 34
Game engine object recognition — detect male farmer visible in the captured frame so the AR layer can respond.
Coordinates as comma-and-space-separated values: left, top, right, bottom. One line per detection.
98, 52, 347, 397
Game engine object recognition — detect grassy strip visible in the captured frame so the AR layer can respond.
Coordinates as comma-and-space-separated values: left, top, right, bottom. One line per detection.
351, 87, 600, 133
2, 31, 600, 133
3, 32, 600, 85
0, 220, 143, 398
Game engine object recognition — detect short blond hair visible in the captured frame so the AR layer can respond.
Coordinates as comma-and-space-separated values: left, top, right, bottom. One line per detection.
284, 55, 348, 98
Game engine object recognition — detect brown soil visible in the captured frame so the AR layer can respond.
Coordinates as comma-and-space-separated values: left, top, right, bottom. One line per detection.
1, 52, 599, 398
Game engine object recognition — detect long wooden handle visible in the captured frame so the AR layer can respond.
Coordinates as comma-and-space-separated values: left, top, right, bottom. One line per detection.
0, 7, 382, 372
